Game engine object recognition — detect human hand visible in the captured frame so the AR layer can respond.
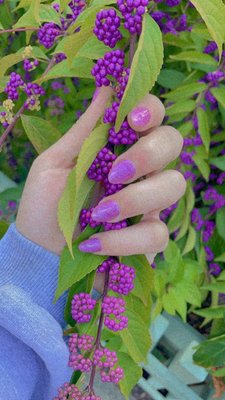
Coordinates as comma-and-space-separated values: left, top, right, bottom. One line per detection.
16, 87, 186, 265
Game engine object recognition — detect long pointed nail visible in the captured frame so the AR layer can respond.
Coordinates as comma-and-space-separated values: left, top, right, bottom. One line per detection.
79, 238, 102, 253
92, 200, 120, 222
108, 160, 136, 184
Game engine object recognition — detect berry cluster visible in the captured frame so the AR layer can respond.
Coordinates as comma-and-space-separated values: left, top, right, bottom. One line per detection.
38, 22, 61, 49
93, 348, 118, 368
23, 59, 39, 71
109, 261, 135, 295
54, 383, 83, 400
79, 207, 102, 231
71, 293, 96, 323
117, 0, 149, 34
108, 120, 137, 145
103, 101, 120, 124
101, 367, 124, 383
102, 296, 128, 331
91, 50, 125, 87
94, 9, 122, 48
5, 72, 24, 101
87, 147, 117, 182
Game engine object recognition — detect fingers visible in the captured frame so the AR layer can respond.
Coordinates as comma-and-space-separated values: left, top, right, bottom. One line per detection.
108, 125, 184, 184
91, 170, 186, 223
39, 86, 113, 168
78, 219, 169, 256
127, 93, 165, 133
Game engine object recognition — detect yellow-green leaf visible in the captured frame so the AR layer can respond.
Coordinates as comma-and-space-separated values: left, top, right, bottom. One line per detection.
14, 0, 40, 28
190, 0, 225, 60
170, 51, 217, 66
197, 107, 210, 153
21, 115, 62, 154
115, 14, 163, 131
211, 86, 225, 109
0, 53, 23, 77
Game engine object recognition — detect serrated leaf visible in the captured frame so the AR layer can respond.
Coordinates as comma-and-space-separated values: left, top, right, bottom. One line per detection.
180, 282, 202, 307
211, 87, 225, 109
115, 14, 163, 131
162, 83, 207, 102
122, 254, 154, 306
197, 107, 210, 153
14, 0, 40, 28
202, 282, 225, 293
194, 306, 225, 319
21, 115, 62, 154
55, 227, 106, 300
117, 352, 142, 399
168, 198, 185, 233
170, 51, 217, 66
120, 309, 151, 363
58, 124, 109, 254
210, 156, 225, 171
36, 58, 93, 83
190, 0, 225, 60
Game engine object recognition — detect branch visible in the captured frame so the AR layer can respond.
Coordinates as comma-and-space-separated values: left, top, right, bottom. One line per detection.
0, 27, 39, 35
0, 103, 26, 150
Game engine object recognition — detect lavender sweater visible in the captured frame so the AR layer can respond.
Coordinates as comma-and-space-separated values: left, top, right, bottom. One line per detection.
0, 223, 72, 399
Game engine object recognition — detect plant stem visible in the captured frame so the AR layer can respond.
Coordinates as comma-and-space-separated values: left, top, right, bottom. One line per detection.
41, 55, 57, 78
88, 269, 110, 394
0, 27, 39, 35
0, 103, 26, 150
129, 34, 136, 67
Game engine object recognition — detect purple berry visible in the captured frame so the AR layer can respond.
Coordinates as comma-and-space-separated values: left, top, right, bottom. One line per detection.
108, 120, 137, 145
93, 348, 118, 368
79, 207, 102, 231
117, 0, 149, 34
71, 293, 96, 323
103, 219, 128, 231
97, 257, 116, 273
87, 147, 117, 182
4, 72, 24, 101
101, 366, 124, 383
91, 50, 125, 87
38, 22, 61, 48
103, 101, 120, 124
102, 296, 128, 331
109, 262, 135, 295
115, 68, 130, 100
53, 383, 82, 400
94, 9, 122, 48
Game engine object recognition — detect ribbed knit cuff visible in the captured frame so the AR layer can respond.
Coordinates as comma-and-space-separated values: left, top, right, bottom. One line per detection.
0, 223, 67, 327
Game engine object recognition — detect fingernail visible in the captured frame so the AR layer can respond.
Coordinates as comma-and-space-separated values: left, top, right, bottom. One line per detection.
92, 200, 120, 222
92, 88, 100, 102
108, 160, 136, 184
79, 238, 102, 253
130, 106, 151, 127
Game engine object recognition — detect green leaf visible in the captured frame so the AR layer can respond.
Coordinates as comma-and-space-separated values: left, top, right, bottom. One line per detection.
211, 86, 225, 109
115, 14, 163, 131
117, 352, 142, 399
170, 51, 217, 66
77, 36, 109, 59
0, 220, 9, 239
58, 124, 109, 254
162, 83, 207, 102
157, 69, 185, 89
194, 306, 225, 319
190, 0, 225, 60
210, 156, 225, 171
37, 58, 94, 83
201, 282, 225, 293
193, 334, 225, 368
164, 240, 185, 283
179, 282, 202, 307
216, 208, 225, 241
168, 198, 185, 233
21, 115, 62, 154
55, 227, 106, 301
39, 4, 61, 25
197, 107, 210, 153
182, 225, 196, 255
14, 0, 40, 28
64, 271, 95, 326
126, 293, 152, 325
120, 309, 151, 363
122, 255, 154, 306
193, 153, 210, 180
215, 253, 225, 263
0, 77, 8, 93
0, 53, 23, 77
166, 100, 196, 117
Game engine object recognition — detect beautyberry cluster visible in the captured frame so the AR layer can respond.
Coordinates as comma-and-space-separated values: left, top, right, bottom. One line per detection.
87, 147, 117, 182
93, 348, 118, 368
109, 261, 135, 295
53, 383, 83, 400
108, 120, 137, 145
102, 296, 128, 331
94, 9, 122, 48
38, 22, 61, 48
91, 50, 125, 87
5, 72, 24, 101
101, 367, 124, 383
71, 293, 96, 323
117, 0, 149, 34
23, 59, 39, 71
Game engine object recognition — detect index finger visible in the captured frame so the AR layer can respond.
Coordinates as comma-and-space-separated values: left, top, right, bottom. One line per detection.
41, 86, 113, 168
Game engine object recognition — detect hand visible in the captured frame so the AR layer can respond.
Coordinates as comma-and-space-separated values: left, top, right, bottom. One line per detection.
16, 87, 186, 266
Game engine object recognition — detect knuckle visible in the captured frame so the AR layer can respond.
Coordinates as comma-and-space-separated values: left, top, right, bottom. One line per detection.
146, 222, 169, 252
163, 126, 184, 150
167, 169, 187, 195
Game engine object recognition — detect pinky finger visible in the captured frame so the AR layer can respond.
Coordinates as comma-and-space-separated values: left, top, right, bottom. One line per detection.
78, 219, 169, 256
